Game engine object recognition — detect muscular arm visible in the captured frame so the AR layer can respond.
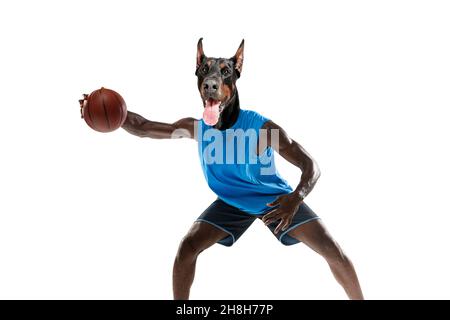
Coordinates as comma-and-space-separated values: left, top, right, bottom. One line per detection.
262, 120, 321, 201
260, 120, 321, 233
122, 111, 197, 140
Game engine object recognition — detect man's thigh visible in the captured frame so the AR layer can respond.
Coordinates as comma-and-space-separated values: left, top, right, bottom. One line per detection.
196, 198, 257, 247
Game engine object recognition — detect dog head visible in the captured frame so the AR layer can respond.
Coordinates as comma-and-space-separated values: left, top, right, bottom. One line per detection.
195, 38, 244, 125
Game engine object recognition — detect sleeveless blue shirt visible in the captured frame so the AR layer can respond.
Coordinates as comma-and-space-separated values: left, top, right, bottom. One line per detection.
197, 109, 293, 214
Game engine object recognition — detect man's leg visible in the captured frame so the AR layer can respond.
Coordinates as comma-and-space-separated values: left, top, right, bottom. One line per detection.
173, 221, 228, 300
287, 219, 364, 300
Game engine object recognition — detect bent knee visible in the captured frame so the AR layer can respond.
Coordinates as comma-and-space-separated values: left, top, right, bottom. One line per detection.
175, 233, 205, 263
320, 239, 348, 266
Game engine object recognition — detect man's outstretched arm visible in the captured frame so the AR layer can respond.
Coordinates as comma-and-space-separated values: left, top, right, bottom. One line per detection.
79, 94, 196, 139
122, 111, 197, 140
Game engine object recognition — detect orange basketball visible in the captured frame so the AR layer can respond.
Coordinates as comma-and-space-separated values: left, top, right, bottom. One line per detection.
82, 87, 127, 133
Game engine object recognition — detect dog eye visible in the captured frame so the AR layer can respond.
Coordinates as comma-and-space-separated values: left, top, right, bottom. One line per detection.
222, 68, 230, 76
201, 66, 209, 73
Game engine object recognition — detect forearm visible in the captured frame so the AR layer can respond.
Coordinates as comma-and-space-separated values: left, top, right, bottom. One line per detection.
293, 158, 321, 201
263, 120, 321, 201
121, 111, 194, 139
121, 111, 152, 137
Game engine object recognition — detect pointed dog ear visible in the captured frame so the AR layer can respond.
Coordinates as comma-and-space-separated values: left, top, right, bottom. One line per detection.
196, 37, 206, 69
231, 39, 244, 76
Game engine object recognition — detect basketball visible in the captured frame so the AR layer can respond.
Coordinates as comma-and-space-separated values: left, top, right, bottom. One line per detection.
82, 87, 127, 133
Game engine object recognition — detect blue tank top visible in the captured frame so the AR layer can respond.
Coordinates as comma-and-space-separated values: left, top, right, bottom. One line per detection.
197, 109, 293, 214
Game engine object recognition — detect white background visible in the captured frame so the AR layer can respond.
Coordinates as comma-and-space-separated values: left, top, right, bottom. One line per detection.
0, 0, 449, 299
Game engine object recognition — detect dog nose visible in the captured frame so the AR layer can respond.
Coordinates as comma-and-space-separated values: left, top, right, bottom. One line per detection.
203, 79, 219, 94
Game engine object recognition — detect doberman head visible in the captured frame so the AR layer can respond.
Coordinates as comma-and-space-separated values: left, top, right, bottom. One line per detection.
195, 38, 244, 130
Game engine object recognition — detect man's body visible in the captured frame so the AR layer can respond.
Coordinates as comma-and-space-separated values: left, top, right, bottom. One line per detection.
90, 39, 363, 299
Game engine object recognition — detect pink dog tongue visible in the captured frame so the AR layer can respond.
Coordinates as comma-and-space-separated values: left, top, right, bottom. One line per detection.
203, 99, 220, 126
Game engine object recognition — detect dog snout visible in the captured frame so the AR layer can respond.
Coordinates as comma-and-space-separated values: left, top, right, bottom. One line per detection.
203, 78, 219, 94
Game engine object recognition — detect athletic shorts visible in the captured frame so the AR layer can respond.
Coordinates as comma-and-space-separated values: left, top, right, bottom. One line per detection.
196, 198, 320, 247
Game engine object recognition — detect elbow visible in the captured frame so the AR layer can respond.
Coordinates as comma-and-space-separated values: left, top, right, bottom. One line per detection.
313, 159, 321, 181
304, 158, 321, 182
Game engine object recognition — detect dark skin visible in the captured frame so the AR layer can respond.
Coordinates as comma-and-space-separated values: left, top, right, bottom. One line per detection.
79, 39, 363, 300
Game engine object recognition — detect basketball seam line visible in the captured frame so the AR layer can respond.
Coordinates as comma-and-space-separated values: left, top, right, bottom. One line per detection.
111, 92, 123, 128
101, 89, 111, 130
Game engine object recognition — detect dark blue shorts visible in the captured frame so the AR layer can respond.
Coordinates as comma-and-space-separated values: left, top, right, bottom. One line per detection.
196, 198, 320, 247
